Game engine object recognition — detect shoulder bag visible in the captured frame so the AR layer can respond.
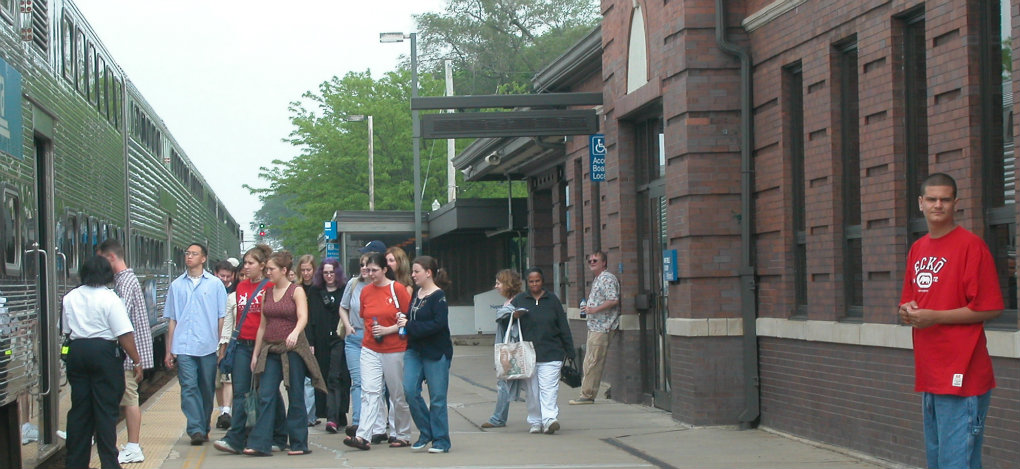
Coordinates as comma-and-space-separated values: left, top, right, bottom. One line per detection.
494, 313, 536, 380
219, 279, 269, 375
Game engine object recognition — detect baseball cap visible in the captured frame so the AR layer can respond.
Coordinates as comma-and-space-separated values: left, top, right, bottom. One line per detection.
359, 240, 386, 254
226, 257, 240, 268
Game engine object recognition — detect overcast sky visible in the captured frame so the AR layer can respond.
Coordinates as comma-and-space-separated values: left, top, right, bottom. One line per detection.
74, 0, 446, 240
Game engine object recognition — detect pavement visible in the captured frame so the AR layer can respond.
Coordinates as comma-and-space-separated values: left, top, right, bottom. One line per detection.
125, 342, 898, 469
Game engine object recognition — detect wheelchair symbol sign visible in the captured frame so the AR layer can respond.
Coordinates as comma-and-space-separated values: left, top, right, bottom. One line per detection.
589, 134, 606, 182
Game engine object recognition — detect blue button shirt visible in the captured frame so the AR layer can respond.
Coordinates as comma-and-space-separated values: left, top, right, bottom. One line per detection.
163, 270, 227, 356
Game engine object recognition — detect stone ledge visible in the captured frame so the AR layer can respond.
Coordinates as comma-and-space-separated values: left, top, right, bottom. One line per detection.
742, 0, 807, 32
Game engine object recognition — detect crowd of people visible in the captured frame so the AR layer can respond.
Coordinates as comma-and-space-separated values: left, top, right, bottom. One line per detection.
59, 235, 626, 467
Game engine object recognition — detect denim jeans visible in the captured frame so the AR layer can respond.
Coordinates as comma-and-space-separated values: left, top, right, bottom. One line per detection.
403, 349, 451, 450
248, 351, 309, 453
488, 378, 522, 426
222, 343, 287, 452
304, 377, 316, 424
344, 331, 364, 425
922, 390, 991, 469
176, 352, 218, 436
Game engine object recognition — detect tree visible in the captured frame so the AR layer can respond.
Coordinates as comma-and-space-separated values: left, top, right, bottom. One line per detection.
416, 0, 600, 94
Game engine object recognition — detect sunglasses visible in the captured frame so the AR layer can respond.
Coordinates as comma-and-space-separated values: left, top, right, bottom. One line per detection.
587, 259, 600, 264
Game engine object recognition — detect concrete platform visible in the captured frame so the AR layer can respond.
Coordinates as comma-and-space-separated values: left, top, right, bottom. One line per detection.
109, 344, 900, 468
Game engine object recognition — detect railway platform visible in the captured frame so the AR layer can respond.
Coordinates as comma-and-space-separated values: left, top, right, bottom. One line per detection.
90, 343, 894, 469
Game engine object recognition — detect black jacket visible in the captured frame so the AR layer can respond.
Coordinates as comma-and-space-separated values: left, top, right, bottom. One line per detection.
405, 288, 453, 361
510, 290, 574, 363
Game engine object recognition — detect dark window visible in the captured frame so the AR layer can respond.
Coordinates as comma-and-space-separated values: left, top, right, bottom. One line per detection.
836, 37, 862, 319
86, 43, 96, 104
901, 11, 929, 245
97, 56, 107, 116
4, 189, 21, 273
785, 62, 807, 317
982, 0, 1018, 330
75, 28, 86, 94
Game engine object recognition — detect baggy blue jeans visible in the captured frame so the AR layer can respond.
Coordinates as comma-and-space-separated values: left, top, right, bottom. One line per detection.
222, 343, 287, 452
248, 351, 309, 453
176, 352, 218, 436
344, 330, 364, 425
403, 349, 451, 451
922, 390, 991, 469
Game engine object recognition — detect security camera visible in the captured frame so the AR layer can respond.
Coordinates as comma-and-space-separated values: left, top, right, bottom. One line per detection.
485, 152, 501, 166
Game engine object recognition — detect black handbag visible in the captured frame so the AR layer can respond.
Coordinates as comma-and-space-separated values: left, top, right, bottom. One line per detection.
560, 356, 582, 388
219, 279, 268, 375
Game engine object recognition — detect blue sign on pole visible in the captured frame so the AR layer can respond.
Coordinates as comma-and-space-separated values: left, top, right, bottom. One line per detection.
0, 56, 23, 159
589, 134, 606, 182
325, 242, 340, 259
323, 221, 337, 240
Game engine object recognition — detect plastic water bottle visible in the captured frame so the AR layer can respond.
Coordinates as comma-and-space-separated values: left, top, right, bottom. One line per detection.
397, 313, 407, 337
579, 300, 587, 319
372, 317, 384, 343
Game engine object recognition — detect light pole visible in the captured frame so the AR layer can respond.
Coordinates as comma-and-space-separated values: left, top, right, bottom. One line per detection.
345, 115, 374, 211
380, 31, 422, 257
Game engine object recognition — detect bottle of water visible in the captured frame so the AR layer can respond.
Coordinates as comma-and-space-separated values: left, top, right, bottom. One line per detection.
397, 313, 407, 337
579, 300, 587, 319
372, 317, 384, 343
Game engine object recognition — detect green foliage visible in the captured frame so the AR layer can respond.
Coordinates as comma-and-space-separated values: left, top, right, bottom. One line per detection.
249, 0, 599, 253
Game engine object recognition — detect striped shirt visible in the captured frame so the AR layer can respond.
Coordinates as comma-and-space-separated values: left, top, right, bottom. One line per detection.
115, 269, 154, 370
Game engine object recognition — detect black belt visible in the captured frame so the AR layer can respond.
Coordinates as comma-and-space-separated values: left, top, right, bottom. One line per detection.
236, 339, 255, 346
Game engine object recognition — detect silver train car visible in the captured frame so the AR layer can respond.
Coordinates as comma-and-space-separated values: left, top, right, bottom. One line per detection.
0, 1, 241, 466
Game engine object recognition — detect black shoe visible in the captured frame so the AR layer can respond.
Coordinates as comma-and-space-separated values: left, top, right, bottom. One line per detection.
190, 432, 207, 446
370, 434, 388, 445
216, 413, 231, 429
345, 425, 358, 437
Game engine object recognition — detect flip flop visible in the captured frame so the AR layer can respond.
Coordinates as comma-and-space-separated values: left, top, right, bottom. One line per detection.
389, 439, 411, 448
287, 449, 312, 455
242, 448, 272, 457
343, 436, 371, 451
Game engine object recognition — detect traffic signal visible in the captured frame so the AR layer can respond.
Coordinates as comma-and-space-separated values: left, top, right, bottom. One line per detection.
258, 223, 266, 237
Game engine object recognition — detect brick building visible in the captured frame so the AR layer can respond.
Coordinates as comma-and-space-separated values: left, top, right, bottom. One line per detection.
452, 1, 1019, 467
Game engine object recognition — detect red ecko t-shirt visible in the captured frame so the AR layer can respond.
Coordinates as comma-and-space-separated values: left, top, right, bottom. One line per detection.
900, 226, 1003, 396
234, 279, 274, 341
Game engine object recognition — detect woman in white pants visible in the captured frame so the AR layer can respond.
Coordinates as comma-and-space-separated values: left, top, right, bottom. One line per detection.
343, 252, 412, 450
511, 267, 575, 434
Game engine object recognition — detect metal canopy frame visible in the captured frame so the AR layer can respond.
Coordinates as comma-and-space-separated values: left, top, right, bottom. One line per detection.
415, 92, 602, 139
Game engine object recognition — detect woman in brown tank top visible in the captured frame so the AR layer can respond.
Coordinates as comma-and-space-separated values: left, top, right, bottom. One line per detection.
244, 251, 325, 456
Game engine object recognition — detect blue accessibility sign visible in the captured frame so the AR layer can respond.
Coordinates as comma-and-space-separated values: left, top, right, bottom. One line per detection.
589, 134, 606, 182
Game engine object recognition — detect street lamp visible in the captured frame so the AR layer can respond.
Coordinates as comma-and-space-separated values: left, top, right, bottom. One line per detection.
344, 115, 374, 211
380, 31, 422, 257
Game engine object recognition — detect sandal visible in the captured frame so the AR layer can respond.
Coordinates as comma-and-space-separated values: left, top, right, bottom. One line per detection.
242, 448, 272, 457
388, 439, 411, 448
343, 436, 371, 451
287, 449, 312, 455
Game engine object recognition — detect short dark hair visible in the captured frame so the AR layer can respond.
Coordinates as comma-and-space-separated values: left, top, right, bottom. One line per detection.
80, 255, 114, 287
213, 260, 234, 273
920, 172, 957, 199
188, 243, 208, 257
365, 252, 395, 280
97, 239, 125, 261
524, 267, 544, 280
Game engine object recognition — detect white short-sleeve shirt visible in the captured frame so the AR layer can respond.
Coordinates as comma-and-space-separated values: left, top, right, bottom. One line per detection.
62, 285, 134, 340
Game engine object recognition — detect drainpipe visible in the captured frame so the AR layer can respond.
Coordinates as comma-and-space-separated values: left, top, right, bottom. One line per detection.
715, 0, 759, 429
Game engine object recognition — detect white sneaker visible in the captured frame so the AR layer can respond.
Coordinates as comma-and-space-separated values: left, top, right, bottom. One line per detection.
544, 420, 560, 434
529, 424, 543, 434
118, 446, 145, 464
56, 430, 67, 440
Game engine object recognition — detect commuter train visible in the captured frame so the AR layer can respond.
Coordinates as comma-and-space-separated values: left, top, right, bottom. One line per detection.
0, 1, 241, 466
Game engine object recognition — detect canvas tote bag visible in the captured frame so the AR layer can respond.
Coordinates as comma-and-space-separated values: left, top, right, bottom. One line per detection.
494, 313, 536, 380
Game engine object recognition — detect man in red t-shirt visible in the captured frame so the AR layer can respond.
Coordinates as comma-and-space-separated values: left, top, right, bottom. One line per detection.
899, 173, 1003, 469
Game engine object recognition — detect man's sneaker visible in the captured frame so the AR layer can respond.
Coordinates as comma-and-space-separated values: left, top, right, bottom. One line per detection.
271, 444, 284, 452
427, 447, 449, 453
481, 422, 504, 428
529, 424, 543, 434
216, 413, 231, 429
569, 398, 594, 405
544, 420, 560, 434
411, 440, 429, 452
325, 421, 339, 433
213, 439, 240, 454
118, 446, 145, 464
189, 432, 207, 445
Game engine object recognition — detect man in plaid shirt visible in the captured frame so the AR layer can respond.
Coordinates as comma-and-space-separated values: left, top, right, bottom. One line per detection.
99, 240, 153, 464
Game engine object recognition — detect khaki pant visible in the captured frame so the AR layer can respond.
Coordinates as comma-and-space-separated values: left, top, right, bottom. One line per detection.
579, 330, 611, 400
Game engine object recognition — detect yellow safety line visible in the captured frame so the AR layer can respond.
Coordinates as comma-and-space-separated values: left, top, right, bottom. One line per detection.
89, 377, 188, 468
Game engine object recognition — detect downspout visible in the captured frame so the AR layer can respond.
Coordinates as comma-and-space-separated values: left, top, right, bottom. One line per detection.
715, 0, 759, 429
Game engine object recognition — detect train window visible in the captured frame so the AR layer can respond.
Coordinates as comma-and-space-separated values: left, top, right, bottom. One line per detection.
75, 28, 85, 94
86, 43, 96, 104
111, 77, 122, 128
60, 14, 73, 81
98, 56, 108, 117
90, 219, 99, 250
65, 215, 79, 274
3, 190, 21, 273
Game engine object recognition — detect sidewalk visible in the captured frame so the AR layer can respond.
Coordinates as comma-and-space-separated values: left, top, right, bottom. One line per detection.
144, 343, 896, 468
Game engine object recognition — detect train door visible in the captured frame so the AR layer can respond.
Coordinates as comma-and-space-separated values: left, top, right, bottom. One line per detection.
26, 133, 59, 457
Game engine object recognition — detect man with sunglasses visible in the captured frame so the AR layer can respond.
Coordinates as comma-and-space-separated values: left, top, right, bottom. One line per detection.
570, 251, 620, 405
